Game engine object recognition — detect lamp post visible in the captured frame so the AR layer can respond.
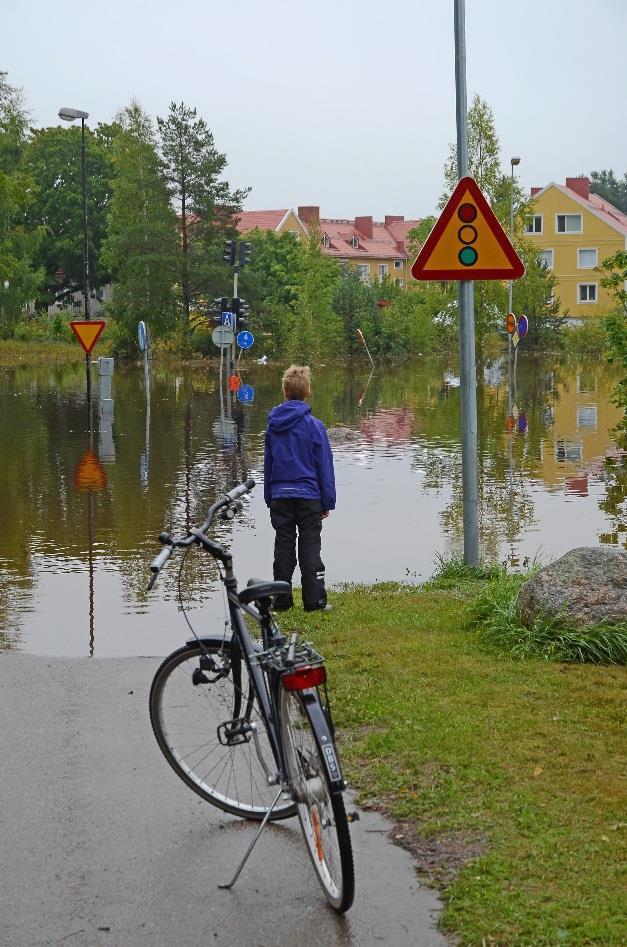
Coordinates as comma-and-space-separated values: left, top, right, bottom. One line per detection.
508, 156, 521, 416
58, 107, 90, 320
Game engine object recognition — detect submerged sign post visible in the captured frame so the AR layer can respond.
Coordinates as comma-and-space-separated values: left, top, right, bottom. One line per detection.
411, 164, 525, 562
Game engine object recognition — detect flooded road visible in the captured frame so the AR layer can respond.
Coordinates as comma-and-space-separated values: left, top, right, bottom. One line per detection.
1, 354, 624, 656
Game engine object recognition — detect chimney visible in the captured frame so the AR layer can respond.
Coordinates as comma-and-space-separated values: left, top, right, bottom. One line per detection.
385, 215, 404, 226
298, 205, 319, 227
354, 216, 373, 239
565, 177, 590, 200
530, 187, 541, 197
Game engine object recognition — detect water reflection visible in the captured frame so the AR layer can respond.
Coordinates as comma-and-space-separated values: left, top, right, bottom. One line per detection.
0, 354, 624, 657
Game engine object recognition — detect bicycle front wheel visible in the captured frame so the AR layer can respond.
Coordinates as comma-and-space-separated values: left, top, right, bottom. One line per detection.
150, 642, 296, 821
280, 687, 354, 912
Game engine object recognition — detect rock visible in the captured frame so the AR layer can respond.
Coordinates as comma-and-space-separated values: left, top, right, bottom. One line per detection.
327, 426, 361, 445
518, 547, 627, 629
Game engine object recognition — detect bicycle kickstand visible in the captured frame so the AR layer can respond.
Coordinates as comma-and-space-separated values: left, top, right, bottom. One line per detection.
218, 787, 285, 890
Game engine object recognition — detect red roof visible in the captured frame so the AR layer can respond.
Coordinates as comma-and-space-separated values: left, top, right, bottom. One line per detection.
237, 206, 422, 260
532, 181, 627, 235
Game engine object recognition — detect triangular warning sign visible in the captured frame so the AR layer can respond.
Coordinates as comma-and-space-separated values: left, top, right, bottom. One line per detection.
74, 449, 108, 492
412, 177, 525, 281
70, 320, 106, 354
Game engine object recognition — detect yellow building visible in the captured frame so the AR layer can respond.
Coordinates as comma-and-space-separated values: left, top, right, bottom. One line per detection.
236, 206, 422, 289
525, 177, 627, 318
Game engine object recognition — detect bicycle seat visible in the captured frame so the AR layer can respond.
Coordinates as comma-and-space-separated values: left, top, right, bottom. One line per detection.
238, 579, 292, 606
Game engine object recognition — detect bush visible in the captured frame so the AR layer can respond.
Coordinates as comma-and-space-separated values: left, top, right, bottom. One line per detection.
562, 318, 607, 356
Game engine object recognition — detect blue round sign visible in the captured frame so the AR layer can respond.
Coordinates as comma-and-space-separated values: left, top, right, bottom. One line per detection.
237, 384, 255, 404
518, 314, 529, 338
237, 330, 254, 349
137, 320, 147, 352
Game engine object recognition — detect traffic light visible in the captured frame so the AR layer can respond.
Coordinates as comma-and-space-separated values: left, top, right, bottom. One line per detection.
223, 240, 236, 265
211, 296, 229, 325
239, 241, 252, 267
232, 297, 250, 327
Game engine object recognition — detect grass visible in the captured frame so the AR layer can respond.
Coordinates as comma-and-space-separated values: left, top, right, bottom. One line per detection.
291, 577, 626, 946
0, 338, 84, 365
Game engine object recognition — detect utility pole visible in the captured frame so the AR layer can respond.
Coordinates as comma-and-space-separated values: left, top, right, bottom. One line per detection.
454, 0, 480, 565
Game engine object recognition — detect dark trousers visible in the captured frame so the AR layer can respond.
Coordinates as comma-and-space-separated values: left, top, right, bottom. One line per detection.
270, 498, 327, 610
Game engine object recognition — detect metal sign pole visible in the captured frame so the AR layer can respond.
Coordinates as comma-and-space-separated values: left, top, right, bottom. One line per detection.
454, 0, 480, 564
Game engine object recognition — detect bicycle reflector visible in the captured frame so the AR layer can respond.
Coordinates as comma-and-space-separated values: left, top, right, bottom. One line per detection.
282, 665, 327, 691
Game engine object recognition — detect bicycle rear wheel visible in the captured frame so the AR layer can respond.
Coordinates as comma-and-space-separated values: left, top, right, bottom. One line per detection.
150, 642, 296, 821
280, 687, 354, 912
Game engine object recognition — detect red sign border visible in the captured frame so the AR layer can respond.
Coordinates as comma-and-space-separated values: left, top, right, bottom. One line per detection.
411, 176, 525, 281
70, 320, 106, 355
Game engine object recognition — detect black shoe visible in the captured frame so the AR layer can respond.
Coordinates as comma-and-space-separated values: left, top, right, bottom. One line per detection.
273, 597, 294, 612
304, 602, 332, 613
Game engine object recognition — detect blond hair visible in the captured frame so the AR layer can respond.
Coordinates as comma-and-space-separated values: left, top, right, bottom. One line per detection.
282, 364, 311, 400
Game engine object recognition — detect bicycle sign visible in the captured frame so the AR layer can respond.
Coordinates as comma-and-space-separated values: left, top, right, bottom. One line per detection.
237, 383, 255, 403
237, 330, 254, 349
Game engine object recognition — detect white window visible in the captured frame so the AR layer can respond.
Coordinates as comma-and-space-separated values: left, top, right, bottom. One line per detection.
356, 263, 370, 282
556, 214, 582, 233
395, 278, 404, 288
288, 230, 300, 241
577, 248, 597, 269
321, 233, 330, 248
350, 235, 359, 249
577, 406, 597, 430
578, 283, 597, 303
524, 215, 543, 234
538, 249, 553, 269
378, 264, 388, 278
393, 260, 403, 269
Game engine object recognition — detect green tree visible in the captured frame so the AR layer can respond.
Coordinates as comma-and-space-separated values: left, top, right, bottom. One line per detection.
101, 101, 178, 349
0, 72, 42, 334
238, 228, 302, 356
597, 250, 627, 432
23, 122, 115, 308
289, 227, 341, 361
589, 170, 627, 214
157, 102, 248, 333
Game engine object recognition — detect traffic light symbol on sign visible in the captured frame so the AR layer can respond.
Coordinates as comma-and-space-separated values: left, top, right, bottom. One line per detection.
411, 176, 525, 281
457, 202, 478, 267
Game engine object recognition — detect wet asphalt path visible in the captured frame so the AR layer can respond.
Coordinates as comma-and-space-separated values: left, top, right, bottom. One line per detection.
0, 654, 447, 946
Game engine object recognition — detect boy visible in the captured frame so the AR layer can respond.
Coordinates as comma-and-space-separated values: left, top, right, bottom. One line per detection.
263, 365, 335, 612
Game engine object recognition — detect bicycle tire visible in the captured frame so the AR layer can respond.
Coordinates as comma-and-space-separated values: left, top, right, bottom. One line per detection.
280, 687, 355, 912
150, 642, 296, 821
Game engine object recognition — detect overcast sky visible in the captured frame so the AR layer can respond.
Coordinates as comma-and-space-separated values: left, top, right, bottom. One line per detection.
4, 0, 625, 220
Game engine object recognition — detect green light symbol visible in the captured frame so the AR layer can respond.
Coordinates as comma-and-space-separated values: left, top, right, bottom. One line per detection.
458, 202, 478, 266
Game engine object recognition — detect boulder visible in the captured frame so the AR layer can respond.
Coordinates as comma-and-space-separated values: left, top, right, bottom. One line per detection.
518, 547, 627, 629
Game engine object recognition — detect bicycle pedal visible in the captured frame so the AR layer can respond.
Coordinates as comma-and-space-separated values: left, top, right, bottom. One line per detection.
217, 718, 253, 747
347, 811, 360, 823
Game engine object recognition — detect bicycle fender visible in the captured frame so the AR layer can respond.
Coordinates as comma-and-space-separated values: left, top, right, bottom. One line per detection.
186, 635, 233, 649
301, 692, 345, 794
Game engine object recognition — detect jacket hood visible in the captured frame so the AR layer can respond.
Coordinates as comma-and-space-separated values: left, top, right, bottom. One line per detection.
267, 400, 311, 432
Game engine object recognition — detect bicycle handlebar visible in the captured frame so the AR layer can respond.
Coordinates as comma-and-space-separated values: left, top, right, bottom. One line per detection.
147, 478, 256, 590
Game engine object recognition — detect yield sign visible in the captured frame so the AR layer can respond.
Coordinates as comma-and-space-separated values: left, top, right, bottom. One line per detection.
411, 177, 525, 281
74, 449, 108, 492
70, 320, 106, 354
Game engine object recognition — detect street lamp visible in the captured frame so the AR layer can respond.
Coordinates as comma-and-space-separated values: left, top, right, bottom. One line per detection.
58, 107, 91, 320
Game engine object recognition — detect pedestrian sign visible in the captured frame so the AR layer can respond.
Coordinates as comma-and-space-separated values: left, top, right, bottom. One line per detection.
411, 177, 525, 281
221, 311, 233, 328
70, 320, 106, 355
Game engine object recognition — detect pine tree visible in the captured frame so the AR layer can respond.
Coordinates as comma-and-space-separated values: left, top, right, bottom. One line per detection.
157, 102, 248, 333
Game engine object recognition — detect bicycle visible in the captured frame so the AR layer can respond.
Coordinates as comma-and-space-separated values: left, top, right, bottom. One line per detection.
147, 478, 355, 913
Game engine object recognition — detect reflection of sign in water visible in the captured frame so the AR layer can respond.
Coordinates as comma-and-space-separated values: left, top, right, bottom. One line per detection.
70, 320, 106, 354
212, 325, 234, 348
74, 450, 108, 491
140, 453, 148, 485
237, 384, 255, 403
212, 417, 237, 447
237, 330, 254, 349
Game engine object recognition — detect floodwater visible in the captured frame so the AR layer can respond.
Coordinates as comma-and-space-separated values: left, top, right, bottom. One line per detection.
1, 353, 624, 657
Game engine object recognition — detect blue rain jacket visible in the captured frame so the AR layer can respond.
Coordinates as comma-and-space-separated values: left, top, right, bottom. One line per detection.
264, 400, 336, 510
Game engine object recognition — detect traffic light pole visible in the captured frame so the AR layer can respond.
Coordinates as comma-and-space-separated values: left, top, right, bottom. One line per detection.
454, 0, 480, 565
231, 263, 239, 377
